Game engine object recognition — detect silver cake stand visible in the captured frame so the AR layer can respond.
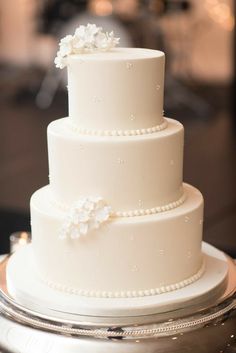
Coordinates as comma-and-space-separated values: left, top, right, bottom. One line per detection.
1, 253, 236, 353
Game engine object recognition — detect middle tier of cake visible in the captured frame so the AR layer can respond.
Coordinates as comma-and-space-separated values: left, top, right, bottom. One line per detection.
47, 117, 184, 215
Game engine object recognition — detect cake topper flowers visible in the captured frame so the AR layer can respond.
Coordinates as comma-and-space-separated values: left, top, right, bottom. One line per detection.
54, 24, 120, 69
59, 196, 112, 240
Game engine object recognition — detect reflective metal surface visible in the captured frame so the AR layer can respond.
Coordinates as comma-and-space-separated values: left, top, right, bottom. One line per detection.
1, 254, 236, 352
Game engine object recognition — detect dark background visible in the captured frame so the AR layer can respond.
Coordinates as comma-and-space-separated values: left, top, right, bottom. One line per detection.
0, 0, 235, 255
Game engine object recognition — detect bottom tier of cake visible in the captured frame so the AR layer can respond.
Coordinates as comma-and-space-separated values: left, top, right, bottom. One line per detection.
29, 183, 204, 298
6, 242, 228, 317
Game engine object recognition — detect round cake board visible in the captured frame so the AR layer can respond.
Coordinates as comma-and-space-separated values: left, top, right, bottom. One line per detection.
6, 242, 228, 318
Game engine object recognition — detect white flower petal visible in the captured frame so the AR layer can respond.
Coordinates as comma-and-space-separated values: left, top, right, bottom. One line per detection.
72, 36, 86, 50
79, 222, 89, 235
54, 54, 67, 69
77, 210, 90, 222
75, 25, 86, 38
95, 206, 111, 222
60, 34, 74, 44
71, 227, 81, 239
59, 35, 73, 56
70, 212, 78, 224
84, 199, 95, 211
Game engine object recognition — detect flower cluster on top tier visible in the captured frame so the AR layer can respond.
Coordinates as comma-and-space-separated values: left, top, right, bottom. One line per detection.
59, 196, 112, 239
54, 24, 120, 69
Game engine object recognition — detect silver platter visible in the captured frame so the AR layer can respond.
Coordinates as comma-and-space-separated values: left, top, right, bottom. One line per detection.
1, 254, 236, 353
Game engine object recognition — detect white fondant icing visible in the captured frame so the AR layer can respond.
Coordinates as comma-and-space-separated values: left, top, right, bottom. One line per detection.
40, 261, 205, 298
6, 242, 229, 317
67, 48, 165, 130
8, 40, 208, 304
30, 183, 204, 295
47, 118, 184, 213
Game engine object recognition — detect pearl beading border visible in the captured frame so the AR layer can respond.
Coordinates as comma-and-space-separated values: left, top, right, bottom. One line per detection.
51, 192, 186, 218
68, 119, 168, 136
40, 260, 205, 298
115, 193, 186, 217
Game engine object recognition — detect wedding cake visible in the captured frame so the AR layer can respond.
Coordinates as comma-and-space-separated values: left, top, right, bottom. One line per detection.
6, 25, 228, 316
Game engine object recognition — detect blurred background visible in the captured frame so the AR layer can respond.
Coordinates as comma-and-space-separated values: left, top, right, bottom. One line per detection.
0, 0, 235, 255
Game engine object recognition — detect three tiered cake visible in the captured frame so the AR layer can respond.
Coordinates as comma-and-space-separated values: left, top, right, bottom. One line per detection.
6, 25, 228, 316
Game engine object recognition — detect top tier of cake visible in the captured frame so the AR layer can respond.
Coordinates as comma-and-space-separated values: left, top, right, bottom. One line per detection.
67, 48, 165, 131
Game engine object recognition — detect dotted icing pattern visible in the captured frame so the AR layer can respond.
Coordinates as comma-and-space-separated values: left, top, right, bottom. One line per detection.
68, 119, 168, 137
40, 260, 205, 298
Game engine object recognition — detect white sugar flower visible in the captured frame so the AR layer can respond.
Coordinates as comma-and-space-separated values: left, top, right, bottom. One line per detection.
54, 53, 68, 69
94, 31, 107, 49
75, 23, 100, 46
78, 222, 89, 235
106, 31, 120, 49
59, 196, 112, 240
70, 227, 81, 239
92, 197, 104, 208
84, 199, 96, 211
59, 35, 74, 56
86, 23, 101, 38
54, 24, 120, 69
94, 206, 112, 223
77, 210, 90, 222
